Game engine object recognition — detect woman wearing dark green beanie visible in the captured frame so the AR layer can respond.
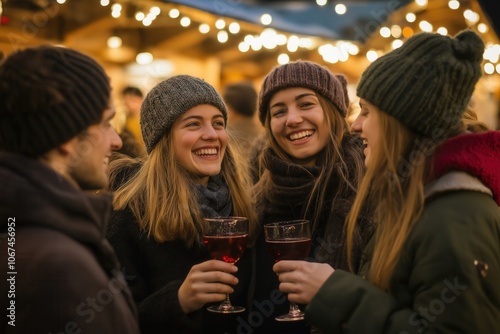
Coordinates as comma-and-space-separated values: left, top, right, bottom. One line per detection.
106, 75, 259, 333
273, 30, 500, 333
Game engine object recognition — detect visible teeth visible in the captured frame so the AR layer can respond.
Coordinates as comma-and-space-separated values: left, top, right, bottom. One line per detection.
289, 131, 313, 141
195, 148, 218, 156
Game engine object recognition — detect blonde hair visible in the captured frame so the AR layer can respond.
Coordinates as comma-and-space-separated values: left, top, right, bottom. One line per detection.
255, 94, 364, 231
110, 131, 258, 247
346, 111, 428, 290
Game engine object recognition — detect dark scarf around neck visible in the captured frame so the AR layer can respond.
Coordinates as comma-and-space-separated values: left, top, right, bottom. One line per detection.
195, 174, 232, 218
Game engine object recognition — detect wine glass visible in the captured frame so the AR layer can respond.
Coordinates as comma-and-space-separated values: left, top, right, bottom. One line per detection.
202, 216, 249, 313
264, 219, 311, 321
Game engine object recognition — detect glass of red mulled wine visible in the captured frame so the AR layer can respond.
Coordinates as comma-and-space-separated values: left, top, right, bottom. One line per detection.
264, 219, 311, 321
202, 216, 249, 314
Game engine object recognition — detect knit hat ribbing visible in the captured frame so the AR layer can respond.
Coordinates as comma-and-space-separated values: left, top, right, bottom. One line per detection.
357, 30, 484, 138
258, 60, 349, 125
140, 75, 228, 154
0, 46, 110, 156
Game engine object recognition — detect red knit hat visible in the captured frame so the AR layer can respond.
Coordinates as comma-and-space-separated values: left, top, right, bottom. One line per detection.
258, 60, 349, 125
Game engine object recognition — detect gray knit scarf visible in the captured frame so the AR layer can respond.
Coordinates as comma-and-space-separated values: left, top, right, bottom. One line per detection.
194, 174, 232, 218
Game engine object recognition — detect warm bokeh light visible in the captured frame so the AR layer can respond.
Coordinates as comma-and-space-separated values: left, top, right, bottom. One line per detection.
278, 53, 290, 64
180, 17, 191, 27
217, 31, 228, 43
107, 36, 122, 48
215, 19, 226, 29
199, 23, 210, 34
483, 63, 494, 75
437, 27, 448, 35
136, 52, 153, 65
366, 50, 379, 62
335, 4, 347, 15
229, 22, 240, 34
448, 0, 460, 10
169, 9, 180, 19
406, 13, 416, 23
380, 27, 391, 38
261, 14, 272, 25
478, 23, 488, 33
403, 26, 414, 38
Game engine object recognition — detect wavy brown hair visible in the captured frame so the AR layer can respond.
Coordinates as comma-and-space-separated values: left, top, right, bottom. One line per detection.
109, 131, 258, 247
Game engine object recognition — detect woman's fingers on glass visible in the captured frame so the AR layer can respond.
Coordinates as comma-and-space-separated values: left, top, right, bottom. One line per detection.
200, 259, 238, 272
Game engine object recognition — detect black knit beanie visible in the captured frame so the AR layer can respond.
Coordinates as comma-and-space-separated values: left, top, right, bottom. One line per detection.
0, 45, 110, 156
140, 75, 228, 154
357, 30, 484, 138
258, 60, 349, 125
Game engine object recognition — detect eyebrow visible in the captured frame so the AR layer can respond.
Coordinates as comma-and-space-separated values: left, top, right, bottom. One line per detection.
179, 114, 224, 122
270, 93, 317, 109
103, 110, 116, 122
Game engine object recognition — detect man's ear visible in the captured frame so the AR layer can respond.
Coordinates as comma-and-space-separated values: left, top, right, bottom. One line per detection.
57, 136, 79, 156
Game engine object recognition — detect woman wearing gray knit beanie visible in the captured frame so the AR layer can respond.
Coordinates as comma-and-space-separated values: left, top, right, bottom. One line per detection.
106, 75, 259, 333
274, 30, 500, 333
251, 60, 372, 334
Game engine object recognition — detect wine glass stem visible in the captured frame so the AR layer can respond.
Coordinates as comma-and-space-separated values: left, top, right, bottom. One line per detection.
219, 293, 232, 310
289, 302, 301, 316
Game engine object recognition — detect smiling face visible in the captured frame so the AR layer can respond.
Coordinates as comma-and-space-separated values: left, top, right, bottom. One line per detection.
172, 104, 227, 185
358, 98, 381, 168
269, 87, 330, 166
68, 101, 123, 190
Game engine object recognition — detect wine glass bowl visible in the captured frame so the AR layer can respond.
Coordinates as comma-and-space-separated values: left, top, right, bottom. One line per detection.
264, 219, 311, 321
202, 217, 249, 314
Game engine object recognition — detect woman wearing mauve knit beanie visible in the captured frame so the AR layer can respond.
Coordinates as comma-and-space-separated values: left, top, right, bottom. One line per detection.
106, 75, 260, 333
273, 30, 500, 333
251, 60, 372, 334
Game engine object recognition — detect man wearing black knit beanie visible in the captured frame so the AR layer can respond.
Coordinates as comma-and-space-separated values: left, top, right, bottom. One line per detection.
0, 46, 140, 334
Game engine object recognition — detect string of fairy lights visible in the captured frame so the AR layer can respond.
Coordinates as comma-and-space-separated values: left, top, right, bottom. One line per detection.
95, 0, 500, 74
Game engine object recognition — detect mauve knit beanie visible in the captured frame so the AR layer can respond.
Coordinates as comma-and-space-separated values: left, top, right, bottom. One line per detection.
0, 45, 110, 156
258, 60, 349, 125
140, 75, 228, 154
357, 30, 484, 138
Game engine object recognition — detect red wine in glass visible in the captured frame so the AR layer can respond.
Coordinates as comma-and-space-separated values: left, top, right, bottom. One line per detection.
264, 220, 311, 321
266, 238, 311, 263
202, 217, 249, 314
203, 234, 248, 264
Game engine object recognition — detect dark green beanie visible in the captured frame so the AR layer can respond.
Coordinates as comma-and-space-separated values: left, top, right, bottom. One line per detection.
0, 46, 110, 156
140, 75, 228, 154
357, 30, 484, 138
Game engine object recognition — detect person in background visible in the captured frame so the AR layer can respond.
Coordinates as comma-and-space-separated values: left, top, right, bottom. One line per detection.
106, 75, 259, 334
274, 30, 500, 333
222, 81, 263, 153
251, 60, 372, 334
118, 85, 146, 157
0, 45, 139, 333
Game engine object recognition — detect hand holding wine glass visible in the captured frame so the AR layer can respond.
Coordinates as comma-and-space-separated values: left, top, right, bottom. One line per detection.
202, 216, 249, 314
264, 219, 311, 321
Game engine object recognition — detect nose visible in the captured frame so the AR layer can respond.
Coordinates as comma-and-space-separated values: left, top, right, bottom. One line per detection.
285, 108, 303, 127
201, 125, 219, 140
111, 128, 123, 151
351, 113, 362, 133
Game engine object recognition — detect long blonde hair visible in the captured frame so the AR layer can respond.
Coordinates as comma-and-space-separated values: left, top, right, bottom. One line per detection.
110, 131, 258, 247
346, 111, 429, 290
255, 94, 365, 230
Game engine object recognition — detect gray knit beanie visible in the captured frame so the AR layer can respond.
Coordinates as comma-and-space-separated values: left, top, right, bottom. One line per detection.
0, 45, 110, 156
140, 75, 228, 154
259, 60, 349, 125
357, 30, 484, 138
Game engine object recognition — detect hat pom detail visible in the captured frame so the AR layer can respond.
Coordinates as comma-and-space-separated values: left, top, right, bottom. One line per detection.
453, 30, 484, 62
